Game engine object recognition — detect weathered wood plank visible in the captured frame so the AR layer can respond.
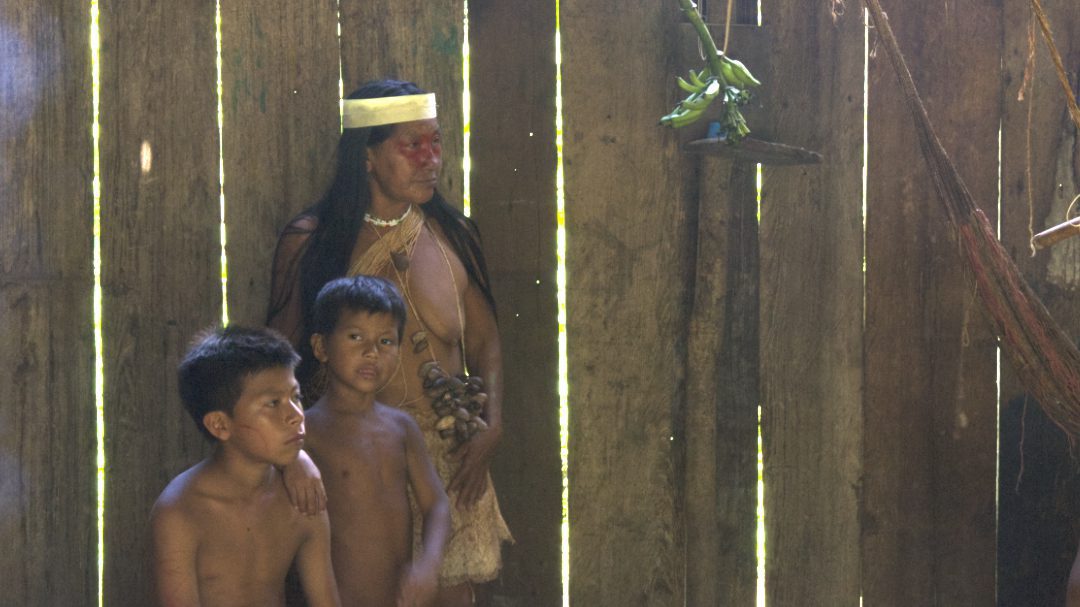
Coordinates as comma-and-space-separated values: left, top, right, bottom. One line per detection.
998, 0, 1080, 603
863, 1, 1002, 604
682, 11, 763, 603
338, 0, 465, 208
99, 0, 221, 603
220, 0, 340, 327
562, 0, 696, 603
756, 2, 864, 605
469, 0, 561, 604
0, 1, 95, 604
685, 157, 760, 607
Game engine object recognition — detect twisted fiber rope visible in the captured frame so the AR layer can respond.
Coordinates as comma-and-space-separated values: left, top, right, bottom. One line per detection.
865, 0, 1080, 445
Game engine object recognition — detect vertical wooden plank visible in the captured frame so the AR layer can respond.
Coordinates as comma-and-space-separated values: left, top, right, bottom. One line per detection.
0, 1, 95, 604
469, 1, 561, 605
756, 2, 864, 605
863, 1, 1002, 604
338, 0, 465, 208
685, 158, 760, 607
562, 0, 695, 604
220, 1, 340, 327
998, 0, 1080, 603
684, 10, 763, 603
99, 0, 220, 603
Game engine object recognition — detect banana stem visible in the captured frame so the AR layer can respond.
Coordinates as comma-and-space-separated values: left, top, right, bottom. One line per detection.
677, 0, 726, 82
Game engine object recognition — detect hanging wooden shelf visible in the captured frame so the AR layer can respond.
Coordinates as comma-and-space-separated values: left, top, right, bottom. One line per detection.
683, 136, 824, 166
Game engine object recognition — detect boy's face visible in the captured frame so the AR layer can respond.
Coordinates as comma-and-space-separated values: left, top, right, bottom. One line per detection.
313, 309, 401, 397
210, 366, 305, 467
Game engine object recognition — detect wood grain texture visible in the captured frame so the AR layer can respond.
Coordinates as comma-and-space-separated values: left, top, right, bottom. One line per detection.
561, 0, 696, 603
998, 0, 1080, 603
863, 1, 1002, 604
98, 0, 221, 602
338, 0, 465, 208
679, 16, 763, 604
756, 2, 864, 605
0, 0, 95, 604
468, 0, 561, 604
220, 1, 340, 327
684, 158, 760, 607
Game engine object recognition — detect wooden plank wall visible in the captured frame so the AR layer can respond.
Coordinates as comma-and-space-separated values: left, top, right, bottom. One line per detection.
469, 0, 562, 605
758, 3, 864, 606
686, 154, 760, 607
864, 1, 1002, 605
0, 0, 96, 604
682, 5, 762, 606
98, 0, 221, 602
220, 1, 341, 327
561, 1, 696, 604
9, 0, 1080, 604
999, 0, 1080, 604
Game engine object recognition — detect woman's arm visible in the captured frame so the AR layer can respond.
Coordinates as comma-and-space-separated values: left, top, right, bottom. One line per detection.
1068, 542, 1080, 607
447, 277, 503, 507
267, 216, 315, 346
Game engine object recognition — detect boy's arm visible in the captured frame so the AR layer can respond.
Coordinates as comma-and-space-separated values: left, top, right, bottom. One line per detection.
295, 511, 342, 607
151, 503, 201, 607
447, 277, 504, 507
399, 416, 450, 606
280, 449, 327, 515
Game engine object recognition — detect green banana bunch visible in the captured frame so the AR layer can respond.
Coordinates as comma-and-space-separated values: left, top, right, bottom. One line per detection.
660, 69, 722, 128
662, 0, 763, 142
718, 54, 762, 89
660, 53, 761, 143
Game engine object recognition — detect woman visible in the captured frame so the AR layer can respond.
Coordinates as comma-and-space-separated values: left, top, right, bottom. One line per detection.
268, 79, 511, 606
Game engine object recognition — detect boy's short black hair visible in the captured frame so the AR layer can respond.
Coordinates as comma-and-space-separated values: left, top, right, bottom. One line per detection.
177, 325, 300, 440
311, 275, 407, 339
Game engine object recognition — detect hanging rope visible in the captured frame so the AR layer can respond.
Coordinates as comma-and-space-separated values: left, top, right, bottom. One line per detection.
1030, 0, 1080, 133
722, 0, 733, 54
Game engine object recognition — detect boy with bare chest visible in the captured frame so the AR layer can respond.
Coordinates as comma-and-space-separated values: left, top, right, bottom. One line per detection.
151, 326, 340, 607
304, 275, 450, 607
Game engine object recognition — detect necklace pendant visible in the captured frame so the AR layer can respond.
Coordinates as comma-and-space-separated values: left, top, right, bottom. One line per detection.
391, 251, 410, 272
411, 330, 429, 354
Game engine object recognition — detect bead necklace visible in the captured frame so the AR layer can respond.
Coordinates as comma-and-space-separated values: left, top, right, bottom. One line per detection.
363, 204, 412, 227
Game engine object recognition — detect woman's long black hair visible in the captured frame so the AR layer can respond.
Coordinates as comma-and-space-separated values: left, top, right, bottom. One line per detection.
267, 79, 495, 389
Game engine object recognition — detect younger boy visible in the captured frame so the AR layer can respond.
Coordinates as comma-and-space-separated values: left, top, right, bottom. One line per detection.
304, 275, 450, 607
151, 326, 340, 607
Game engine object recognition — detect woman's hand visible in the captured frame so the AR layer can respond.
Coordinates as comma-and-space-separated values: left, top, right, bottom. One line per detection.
447, 423, 502, 508
281, 450, 327, 515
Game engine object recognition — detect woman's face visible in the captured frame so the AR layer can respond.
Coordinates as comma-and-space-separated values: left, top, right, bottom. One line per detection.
366, 118, 443, 208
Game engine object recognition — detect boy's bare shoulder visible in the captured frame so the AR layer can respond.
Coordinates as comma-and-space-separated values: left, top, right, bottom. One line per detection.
373, 402, 420, 432
153, 463, 205, 511
151, 462, 212, 536
152, 462, 319, 535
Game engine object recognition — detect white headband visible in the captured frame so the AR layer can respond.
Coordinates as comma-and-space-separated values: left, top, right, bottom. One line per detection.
342, 93, 437, 129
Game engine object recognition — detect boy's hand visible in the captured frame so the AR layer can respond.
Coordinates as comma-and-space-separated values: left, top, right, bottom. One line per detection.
282, 450, 327, 515
397, 560, 438, 607
447, 424, 502, 508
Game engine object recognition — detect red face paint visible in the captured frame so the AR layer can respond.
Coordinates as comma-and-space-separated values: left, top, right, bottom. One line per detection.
395, 132, 442, 169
